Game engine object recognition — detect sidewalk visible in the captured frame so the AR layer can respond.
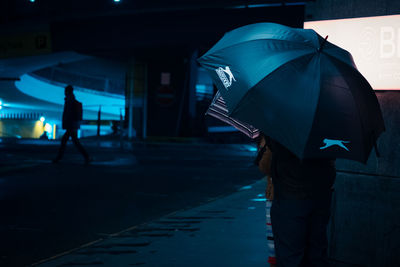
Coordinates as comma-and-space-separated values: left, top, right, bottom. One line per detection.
34, 179, 268, 267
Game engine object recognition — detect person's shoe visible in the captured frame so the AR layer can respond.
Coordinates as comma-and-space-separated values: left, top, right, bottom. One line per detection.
84, 157, 92, 165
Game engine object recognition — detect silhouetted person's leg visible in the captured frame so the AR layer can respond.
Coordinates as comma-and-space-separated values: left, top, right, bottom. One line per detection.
70, 130, 90, 163
271, 197, 309, 267
301, 193, 332, 267
53, 130, 71, 162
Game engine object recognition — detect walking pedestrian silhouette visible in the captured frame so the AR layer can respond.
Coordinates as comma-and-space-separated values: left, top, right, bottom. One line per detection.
53, 85, 91, 165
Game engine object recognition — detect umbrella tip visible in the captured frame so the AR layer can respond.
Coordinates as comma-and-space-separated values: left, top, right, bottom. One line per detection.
318, 35, 329, 53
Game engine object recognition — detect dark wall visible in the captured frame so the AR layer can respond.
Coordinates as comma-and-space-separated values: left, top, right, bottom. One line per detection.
331, 92, 400, 267
306, 0, 400, 21
0, 0, 308, 25
50, 6, 305, 58
305, 2, 400, 267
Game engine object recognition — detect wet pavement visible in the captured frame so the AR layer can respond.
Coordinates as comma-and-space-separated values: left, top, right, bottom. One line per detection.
35, 179, 268, 267
0, 138, 262, 266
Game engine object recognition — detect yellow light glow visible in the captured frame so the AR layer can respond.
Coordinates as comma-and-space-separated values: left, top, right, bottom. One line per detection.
53, 124, 56, 140
305, 15, 400, 90
33, 121, 44, 138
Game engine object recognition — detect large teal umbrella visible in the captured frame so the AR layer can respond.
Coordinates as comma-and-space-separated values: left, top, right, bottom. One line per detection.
198, 22, 384, 163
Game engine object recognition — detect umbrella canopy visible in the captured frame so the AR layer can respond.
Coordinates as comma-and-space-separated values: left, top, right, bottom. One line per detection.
206, 91, 260, 139
198, 22, 385, 163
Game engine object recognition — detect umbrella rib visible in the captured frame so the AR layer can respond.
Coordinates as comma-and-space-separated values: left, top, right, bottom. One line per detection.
327, 55, 372, 162
207, 99, 258, 130
206, 92, 259, 138
208, 109, 256, 130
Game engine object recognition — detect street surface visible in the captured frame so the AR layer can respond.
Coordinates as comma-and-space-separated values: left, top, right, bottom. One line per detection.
0, 139, 261, 266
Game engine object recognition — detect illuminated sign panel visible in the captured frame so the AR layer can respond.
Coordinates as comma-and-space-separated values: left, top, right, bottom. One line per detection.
304, 15, 400, 90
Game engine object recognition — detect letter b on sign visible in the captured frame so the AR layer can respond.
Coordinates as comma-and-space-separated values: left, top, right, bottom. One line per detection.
380, 27, 400, 58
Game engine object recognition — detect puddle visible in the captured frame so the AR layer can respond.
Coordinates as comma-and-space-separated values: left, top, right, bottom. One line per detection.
167, 216, 213, 220
91, 158, 137, 166
239, 185, 252, 190
139, 233, 173, 237
199, 210, 226, 214
135, 228, 199, 233
92, 242, 150, 249
59, 261, 104, 266
156, 220, 202, 225
76, 250, 137, 256
250, 198, 266, 202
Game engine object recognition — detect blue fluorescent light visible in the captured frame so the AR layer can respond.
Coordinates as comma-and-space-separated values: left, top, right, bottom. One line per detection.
29, 0, 35, 2
195, 84, 206, 90
114, 0, 121, 2
195, 84, 213, 96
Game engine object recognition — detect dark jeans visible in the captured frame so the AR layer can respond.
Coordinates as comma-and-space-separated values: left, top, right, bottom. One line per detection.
270, 192, 332, 267
55, 129, 89, 161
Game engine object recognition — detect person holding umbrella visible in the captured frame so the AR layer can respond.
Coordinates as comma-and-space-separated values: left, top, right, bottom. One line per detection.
253, 130, 335, 266
210, 99, 336, 266
200, 22, 384, 266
